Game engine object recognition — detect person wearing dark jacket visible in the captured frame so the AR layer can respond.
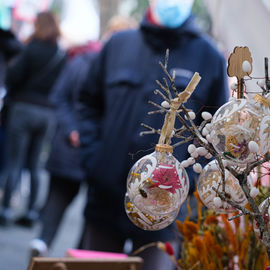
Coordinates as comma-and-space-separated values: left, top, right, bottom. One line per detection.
28, 50, 98, 257
77, 0, 229, 269
0, 28, 22, 100
0, 28, 22, 172
0, 11, 66, 226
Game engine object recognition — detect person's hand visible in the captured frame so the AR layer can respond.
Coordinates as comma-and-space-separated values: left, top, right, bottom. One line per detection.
69, 130, 80, 147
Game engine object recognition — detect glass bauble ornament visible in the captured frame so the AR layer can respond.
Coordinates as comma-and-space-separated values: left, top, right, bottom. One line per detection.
253, 197, 270, 241
252, 94, 270, 152
125, 144, 189, 231
210, 98, 269, 164
197, 160, 247, 212
252, 93, 270, 115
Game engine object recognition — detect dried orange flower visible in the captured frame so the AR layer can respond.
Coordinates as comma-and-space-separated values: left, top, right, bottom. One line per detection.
193, 236, 204, 253
183, 220, 199, 241
215, 245, 223, 258
176, 220, 184, 235
204, 231, 215, 250
205, 215, 218, 225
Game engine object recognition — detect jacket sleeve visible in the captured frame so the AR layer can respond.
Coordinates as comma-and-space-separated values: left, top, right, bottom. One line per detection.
76, 51, 105, 170
50, 58, 81, 135
5, 44, 30, 94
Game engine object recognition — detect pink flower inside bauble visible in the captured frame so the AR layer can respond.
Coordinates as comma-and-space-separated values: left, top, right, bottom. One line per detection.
151, 164, 182, 193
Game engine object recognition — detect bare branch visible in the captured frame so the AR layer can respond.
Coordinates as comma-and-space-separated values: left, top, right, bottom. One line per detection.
212, 186, 254, 215
154, 89, 170, 103
172, 136, 194, 148
148, 100, 166, 111
156, 78, 172, 100
148, 110, 166, 115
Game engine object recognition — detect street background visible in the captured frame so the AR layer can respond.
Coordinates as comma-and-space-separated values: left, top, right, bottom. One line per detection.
0, 170, 86, 270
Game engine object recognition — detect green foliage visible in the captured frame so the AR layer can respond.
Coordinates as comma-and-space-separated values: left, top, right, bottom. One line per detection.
130, 0, 148, 21
49, 0, 64, 17
192, 0, 212, 34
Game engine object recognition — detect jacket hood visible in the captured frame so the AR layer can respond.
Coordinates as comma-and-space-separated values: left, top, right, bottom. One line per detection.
140, 13, 202, 51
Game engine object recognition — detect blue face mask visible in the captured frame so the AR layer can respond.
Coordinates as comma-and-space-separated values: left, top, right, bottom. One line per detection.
156, 0, 194, 28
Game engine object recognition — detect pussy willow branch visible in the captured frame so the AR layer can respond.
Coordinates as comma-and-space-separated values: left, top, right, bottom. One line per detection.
159, 56, 178, 96
172, 136, 194, 148
212, 186, 255, 216
240, 182, 270, 257
156, 79, 172, 100
154, 89, 170, 103
148, 100, 167, 111
141, 49, 270, 260
228, 212, 252, 221
140, 123, 160, 137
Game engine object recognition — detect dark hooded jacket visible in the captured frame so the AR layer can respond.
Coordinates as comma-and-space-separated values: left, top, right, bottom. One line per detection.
77, 15, 229, 241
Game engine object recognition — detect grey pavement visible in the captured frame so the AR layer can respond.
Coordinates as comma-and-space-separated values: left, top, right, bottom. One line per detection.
0, 170, 86, 270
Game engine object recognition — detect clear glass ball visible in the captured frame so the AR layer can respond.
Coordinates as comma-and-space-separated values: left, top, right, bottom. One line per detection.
210, 99, 266, 164
197, 160, 247, 212
253, 197, 270, 241
125, 149, 189, 230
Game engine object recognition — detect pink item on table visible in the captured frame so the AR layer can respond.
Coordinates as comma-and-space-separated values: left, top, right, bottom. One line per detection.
66, 249, 128, 259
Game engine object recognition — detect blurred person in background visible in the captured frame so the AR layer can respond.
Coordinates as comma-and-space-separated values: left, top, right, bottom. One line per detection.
0, 11, 66, 226
28, 13, 138, 258
28, 41, 101, 257
77, 0, 229, 269
0, 28, 22, 174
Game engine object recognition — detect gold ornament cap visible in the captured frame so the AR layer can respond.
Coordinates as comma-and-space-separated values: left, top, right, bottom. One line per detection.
253, 94, 270, 107
155, 144, 173, 153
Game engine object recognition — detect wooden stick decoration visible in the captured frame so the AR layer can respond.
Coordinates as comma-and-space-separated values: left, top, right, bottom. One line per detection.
227, 46, 252, 98
158, 72, 201, 145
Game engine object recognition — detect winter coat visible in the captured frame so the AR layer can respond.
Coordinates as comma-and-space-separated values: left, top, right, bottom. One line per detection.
0, 29, 22, 88
47, 52, 96, 181
77, 15, 229, 241
6, 39, 66, 107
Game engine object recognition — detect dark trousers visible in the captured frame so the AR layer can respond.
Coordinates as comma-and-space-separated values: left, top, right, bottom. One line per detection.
80, 223, 179, 270
39, 174, 81, 247
0, 102, 55, 211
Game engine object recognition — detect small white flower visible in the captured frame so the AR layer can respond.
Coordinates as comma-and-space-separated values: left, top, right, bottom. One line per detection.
181, 160, 189, 168
206, 134, 212, 143
187, 157, 195, 165
242, 60, 251, 73
193, 163, 202, 173
197, 147, 208, 156
191, 151, 199, 158
248, 141, 259, 153
202, 128, 209, 136
213, 197, 222, 208
184, 111, 196, 120
187, 144, 196, 154
161, 101, 170, 108
201, 111, 212, 121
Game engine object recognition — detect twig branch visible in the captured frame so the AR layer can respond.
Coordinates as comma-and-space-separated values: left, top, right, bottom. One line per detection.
154, 89, 170, 103
212, 186, 255, 216
148, 110, 166, 115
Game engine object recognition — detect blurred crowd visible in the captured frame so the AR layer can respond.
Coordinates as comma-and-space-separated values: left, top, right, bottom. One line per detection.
0, 1, 229, 270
